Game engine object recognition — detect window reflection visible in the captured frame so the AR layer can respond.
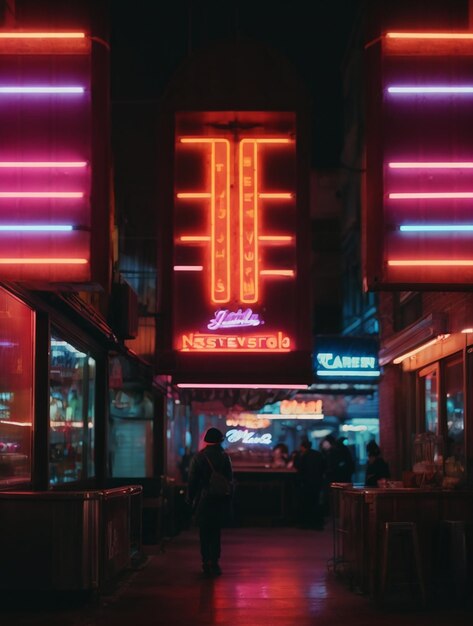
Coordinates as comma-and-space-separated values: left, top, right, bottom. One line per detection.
0, 287, 34, 484
49, 334, 95, 484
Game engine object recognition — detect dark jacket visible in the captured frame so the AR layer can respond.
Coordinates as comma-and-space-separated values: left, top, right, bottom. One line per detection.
365, 456, 390, 487
294, 448, 325, 488
187, 444, 233, 527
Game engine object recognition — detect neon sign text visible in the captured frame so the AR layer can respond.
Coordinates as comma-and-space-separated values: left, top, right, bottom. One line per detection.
180, 331, 291, 352
226, 429, 272, 445
207, 308, 263, 330
280, 399, 323, 416
317, 353, 376, 370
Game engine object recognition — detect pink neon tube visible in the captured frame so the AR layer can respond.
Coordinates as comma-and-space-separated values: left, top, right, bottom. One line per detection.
0, 32, 85, 39
0, 192, 83, 198
389, 192, 473, 199
0, 162, 86, 168
389, 162, 473, 169
0, 258, 87, 264
388, 260, 473, 266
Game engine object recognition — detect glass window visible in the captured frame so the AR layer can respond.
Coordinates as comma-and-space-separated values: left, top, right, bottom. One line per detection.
109, 356, 153, 478
49, 333, 96, 484
421, 367, 439, 434
444, 356, 465, 472
0, 287, 34, 485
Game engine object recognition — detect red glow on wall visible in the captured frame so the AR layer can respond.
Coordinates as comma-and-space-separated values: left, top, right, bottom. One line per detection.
365, 32, 473, 287
173, 112, 297, 354
0, 30, 92, 282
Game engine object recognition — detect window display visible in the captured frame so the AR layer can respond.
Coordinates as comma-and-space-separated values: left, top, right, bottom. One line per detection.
49, 333, 95, 484
0, 287, 34, 484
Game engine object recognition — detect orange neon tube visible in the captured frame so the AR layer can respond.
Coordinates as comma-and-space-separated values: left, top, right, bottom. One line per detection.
176, 192, 211, 199
0, 192, 83, 198
0, 32, 85, 39
260, 269, 295, 277
179, 236, 211, 242
210, 139, 231, 304
388, 260, 473, 266
389, 192, 473, 199
259, 235, 294, 242
259, 193, 293, 199
254, 139, 292, 144
386, 32, 473, 40
0, 258, 87, 264
239, 139, 259, 303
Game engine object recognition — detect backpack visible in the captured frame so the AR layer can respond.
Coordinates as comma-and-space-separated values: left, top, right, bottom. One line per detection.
204, 454, 232, 497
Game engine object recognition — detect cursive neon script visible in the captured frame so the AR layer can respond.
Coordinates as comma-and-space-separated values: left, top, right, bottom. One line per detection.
207, 308, 263, 330
226, 429, 273, 445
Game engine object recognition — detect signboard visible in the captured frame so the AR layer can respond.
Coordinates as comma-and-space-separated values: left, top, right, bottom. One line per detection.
364, 32, 473, 288
0, 31, 109, 286
169, 110, 310, 385
314, 336, 380, 379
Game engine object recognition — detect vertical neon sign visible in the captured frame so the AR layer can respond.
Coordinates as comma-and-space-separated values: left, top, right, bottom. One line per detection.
174, 112, 297, 353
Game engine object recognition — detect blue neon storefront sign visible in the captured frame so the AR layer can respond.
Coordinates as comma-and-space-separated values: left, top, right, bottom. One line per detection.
314, 336, 380, 379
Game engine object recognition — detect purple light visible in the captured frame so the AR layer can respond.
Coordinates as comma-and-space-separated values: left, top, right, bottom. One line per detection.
388, 86, 473, 94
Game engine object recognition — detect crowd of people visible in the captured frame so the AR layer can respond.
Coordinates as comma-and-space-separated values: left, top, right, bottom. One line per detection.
184, 427, 390, 577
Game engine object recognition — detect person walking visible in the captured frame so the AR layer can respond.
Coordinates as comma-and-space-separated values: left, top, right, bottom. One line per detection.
293, 438, 325, 529
187, 427, 233, 577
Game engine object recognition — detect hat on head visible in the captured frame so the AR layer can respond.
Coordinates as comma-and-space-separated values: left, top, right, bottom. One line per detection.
204, 427, 224, 444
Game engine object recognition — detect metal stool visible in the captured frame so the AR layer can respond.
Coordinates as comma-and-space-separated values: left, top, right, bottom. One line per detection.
435, 520, 467, 601
380, 521, 426, 606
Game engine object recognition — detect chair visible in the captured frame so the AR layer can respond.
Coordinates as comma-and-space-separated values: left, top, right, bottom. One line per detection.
380, 521, 426, 606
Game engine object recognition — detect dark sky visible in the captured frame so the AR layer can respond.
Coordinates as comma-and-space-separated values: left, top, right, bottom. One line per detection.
110, 0, 361, 168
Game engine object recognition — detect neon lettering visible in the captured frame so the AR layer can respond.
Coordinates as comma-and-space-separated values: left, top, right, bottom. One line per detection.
180, 331, 291, 352
207, 308, 263, 330
225, 429, 273, 445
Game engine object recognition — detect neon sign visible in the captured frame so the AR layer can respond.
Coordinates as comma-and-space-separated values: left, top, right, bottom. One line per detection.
364, 32, 473, 287
207, 308, 263, 330
280, 399, 323, 416
173, 111, 298, 356
225, 429, 272, 445
314, 337, 380, 379
0, 30, 92, 282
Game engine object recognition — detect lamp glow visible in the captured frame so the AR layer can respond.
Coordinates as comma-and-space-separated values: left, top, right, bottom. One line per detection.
259, 235, 293, 242
259, 193, 293, 199
393, 335, 450, 364
260, 269, 295, 277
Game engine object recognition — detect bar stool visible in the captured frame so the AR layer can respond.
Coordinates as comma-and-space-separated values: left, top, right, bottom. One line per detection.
435, 520, 467, 601
380, 521, 426, 606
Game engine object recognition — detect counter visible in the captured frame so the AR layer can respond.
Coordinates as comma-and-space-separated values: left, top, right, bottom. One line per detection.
334, 485, 473, 603
233, 467, 298, 526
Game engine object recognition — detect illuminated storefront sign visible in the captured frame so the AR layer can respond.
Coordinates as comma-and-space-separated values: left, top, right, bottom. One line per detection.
226, 415, 271, 429
365, 32, 473, 288
314, 337, 380, 379
225, 428, 272, 445
280, 399, 323, 416
173, 111, 298, 355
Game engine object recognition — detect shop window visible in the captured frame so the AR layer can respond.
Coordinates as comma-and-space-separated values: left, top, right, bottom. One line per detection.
49, 334, 96, 484
419, 365, 439, 435
444, 356, 465, 479
0, 287, 34, 485
109, 356, 153, 478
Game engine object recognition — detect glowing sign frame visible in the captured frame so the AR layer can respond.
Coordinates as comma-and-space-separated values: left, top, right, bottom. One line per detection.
0, 30, 110, 286
173, 112, 299, 358
364, 32, 473, 288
